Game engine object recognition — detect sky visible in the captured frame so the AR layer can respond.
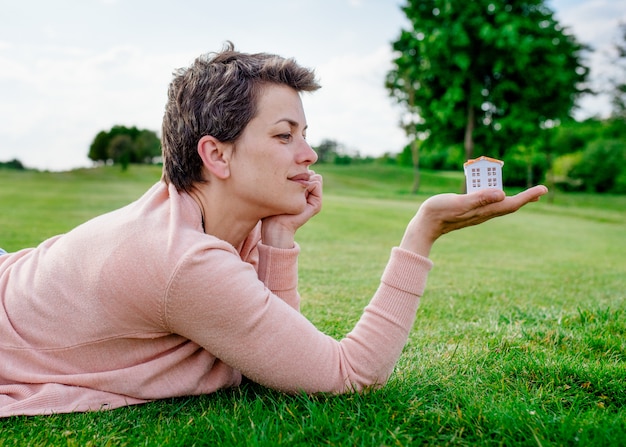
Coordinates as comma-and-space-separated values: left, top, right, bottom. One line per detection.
0, 0, 624, 171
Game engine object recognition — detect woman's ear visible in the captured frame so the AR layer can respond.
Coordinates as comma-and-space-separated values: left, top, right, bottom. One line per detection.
197, 135, 232, 180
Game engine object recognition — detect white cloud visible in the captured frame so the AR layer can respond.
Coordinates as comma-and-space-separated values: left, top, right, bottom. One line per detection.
551, 0, 626, 118
0, 43, 178, 170
304, 45, 407, 156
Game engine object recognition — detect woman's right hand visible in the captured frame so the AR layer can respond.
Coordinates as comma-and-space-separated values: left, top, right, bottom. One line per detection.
400, 185, 548, 257
261, 171, 323, 249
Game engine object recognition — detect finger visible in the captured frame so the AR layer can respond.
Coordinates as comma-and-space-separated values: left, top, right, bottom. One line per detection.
308, 172, 323, 185
482, 185, 548, 217
505, 185, 549, 210
307, 174, 323, 195
514, 185, 548, 201
307, 169, 322, 182
468, 189, 506, 208
468, 185, 547, 212
306, 180, 320, 197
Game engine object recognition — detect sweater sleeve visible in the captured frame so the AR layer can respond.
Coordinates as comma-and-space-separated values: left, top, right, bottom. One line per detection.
255, 243, 300, 311
164, 245, 433, 394
237, 223, 300, 311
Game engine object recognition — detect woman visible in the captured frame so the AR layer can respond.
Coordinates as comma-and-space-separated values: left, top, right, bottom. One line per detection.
0, 44, 547, 417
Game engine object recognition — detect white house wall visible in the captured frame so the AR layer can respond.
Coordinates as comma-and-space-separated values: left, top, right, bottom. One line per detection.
465, 160, 503, 192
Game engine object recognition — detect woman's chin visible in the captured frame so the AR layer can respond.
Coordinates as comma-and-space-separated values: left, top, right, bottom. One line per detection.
283, 200, 307, 216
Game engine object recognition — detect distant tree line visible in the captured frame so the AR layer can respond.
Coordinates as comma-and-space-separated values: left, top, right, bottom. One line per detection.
315, 113, 626, 194
388, 116, 626, 194
547, 117, 626, 193
313, 139, 374, 165
88, 125, 161, 170
0, 159, 26, 170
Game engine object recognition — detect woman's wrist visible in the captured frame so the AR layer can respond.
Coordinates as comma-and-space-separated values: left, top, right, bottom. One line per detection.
399, 215, 439, 258
261, 223, 296, 249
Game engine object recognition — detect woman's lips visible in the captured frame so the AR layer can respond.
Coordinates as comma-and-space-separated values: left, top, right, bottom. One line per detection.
288, 173, 311, 186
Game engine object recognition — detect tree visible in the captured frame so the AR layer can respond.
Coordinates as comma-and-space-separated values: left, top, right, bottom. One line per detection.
0, 159, 26, 170
314, 139, 342, 164
88, 131, 110, 162
88, 125, 161, 167
548, 117, 626, 193
571, 138, 626, 193
135, 129, 162, 163
108, 135, 134, 171
386, 0, 589, 191
313, 139, 358, 164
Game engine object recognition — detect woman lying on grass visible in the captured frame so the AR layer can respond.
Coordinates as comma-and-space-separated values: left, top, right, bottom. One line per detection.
0, 43, 547, 417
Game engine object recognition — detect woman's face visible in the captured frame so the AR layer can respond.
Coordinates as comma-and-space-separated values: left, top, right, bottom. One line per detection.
228, 84, 318, 219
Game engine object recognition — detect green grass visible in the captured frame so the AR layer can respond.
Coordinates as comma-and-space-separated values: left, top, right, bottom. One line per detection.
1, 164, 625, 446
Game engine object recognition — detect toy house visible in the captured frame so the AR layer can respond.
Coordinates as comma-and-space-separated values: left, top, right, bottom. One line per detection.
463, 156, 504, 192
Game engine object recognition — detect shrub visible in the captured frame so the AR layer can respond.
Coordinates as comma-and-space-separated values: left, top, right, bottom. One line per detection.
502, 147, 548, 187
551, 152, 584, 191
571, 139, 626, 193
419, 145, 464, 171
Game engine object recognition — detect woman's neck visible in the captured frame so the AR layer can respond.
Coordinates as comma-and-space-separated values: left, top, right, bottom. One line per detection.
188, 185, 258, 248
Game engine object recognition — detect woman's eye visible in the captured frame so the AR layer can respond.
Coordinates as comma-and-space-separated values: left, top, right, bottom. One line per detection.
277, 133, 292, 141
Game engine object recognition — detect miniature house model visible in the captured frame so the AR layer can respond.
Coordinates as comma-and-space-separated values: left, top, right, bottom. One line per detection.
463, 156, 504, 192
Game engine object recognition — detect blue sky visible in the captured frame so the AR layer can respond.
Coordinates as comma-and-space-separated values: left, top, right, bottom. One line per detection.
0, 0, 624, 171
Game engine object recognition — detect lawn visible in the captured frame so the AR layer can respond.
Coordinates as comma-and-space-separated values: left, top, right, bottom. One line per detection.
1, 164, 625, 446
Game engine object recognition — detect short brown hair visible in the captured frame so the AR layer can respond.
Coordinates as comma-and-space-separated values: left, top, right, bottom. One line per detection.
161, 42, 320, 192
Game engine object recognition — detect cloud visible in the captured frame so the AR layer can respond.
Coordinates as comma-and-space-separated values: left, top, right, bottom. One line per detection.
303, 45, 407, 156
551, 0, 626, 118
0, 43, 179, 170
554, 0, 623, 45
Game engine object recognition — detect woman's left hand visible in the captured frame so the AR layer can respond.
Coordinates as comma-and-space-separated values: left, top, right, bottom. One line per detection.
261, 171, 323, 248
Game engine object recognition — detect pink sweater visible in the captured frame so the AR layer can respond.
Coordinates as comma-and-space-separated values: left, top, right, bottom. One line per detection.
0, 182, 433, 417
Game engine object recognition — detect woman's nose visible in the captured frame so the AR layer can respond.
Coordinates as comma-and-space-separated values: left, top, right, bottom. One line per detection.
298, 139, 318, 165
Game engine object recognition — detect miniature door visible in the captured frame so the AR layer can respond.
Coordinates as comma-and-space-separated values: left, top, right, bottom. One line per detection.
463, 156, 504, 192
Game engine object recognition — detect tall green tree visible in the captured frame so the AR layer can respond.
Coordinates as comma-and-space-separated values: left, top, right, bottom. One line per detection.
88, 125, 161, 166
386, 0, 589, 191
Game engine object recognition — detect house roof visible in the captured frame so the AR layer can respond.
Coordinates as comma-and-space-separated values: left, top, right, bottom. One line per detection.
463, 156, 504, 167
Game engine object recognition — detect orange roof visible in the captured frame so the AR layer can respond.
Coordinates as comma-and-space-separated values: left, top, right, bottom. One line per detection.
463, 156, 504, 167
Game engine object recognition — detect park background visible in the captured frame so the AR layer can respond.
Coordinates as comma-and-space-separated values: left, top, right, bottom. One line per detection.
1, 0, 625, 445
0, 0, 625, 174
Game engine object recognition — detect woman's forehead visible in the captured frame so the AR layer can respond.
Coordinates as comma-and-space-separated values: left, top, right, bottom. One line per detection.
254, 85, 306, 125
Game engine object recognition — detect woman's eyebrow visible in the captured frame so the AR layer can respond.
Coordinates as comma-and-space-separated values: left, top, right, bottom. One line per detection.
273, 118, 307, 130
